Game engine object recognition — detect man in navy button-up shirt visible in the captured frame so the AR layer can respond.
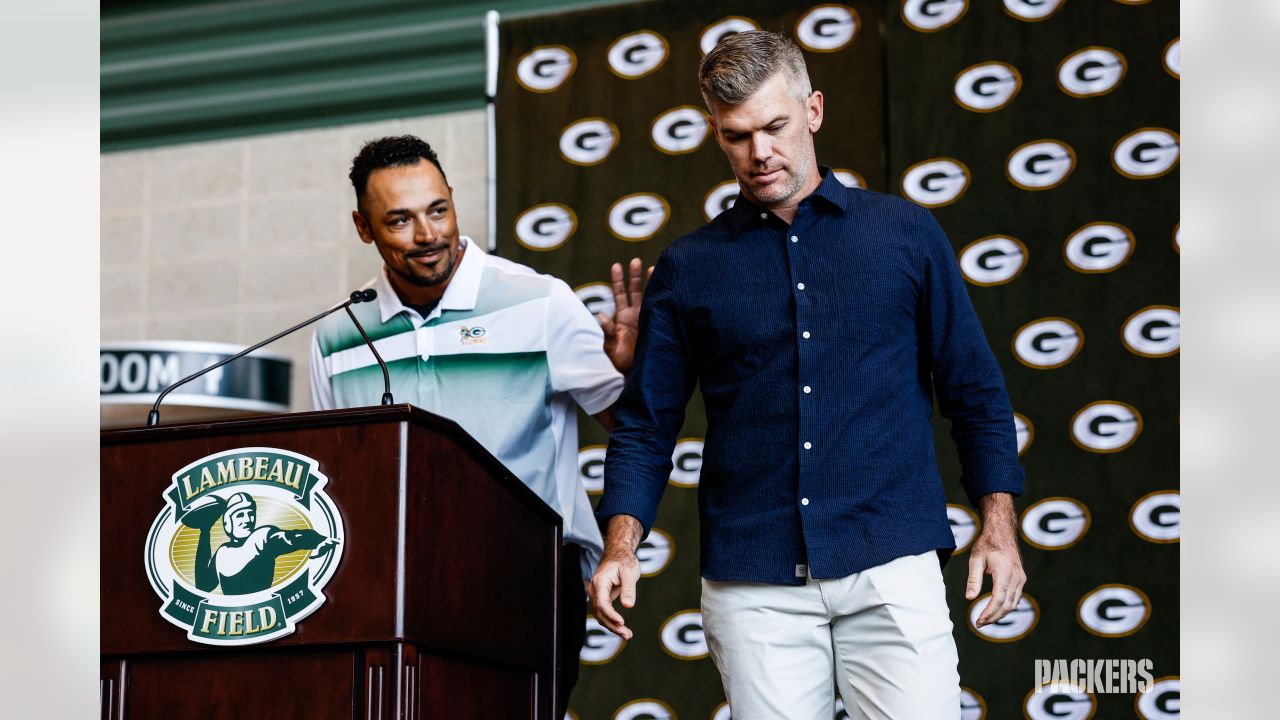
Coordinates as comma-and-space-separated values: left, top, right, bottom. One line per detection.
590, 31, 1027, 719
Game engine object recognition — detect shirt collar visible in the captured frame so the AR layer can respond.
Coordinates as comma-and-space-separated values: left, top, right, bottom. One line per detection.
723, 165, 849, 236
375, 235, 484, 324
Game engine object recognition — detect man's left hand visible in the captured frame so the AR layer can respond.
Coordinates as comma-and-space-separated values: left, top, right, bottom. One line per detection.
966, 492, 1027, 627
598, 258, 652, 374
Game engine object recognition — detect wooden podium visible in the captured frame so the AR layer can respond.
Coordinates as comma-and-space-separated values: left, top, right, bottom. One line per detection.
101, 405, 563, 719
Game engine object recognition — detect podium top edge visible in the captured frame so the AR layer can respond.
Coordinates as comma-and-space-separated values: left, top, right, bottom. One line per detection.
101, 404, 456, 443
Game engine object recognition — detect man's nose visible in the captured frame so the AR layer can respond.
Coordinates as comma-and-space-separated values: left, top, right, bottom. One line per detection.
414, 216, 437, 243
750, 133, 773, 165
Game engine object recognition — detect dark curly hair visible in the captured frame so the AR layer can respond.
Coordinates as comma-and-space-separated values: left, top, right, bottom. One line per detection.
349, 135, 449, 210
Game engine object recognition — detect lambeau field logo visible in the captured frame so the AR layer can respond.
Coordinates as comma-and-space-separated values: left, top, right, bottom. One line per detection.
144, 447, 345, 645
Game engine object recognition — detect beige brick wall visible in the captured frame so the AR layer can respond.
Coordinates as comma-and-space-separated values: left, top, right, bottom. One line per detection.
100, 110, 489, 414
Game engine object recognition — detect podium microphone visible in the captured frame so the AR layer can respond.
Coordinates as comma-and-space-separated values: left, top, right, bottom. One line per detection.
146, 289, 394, 427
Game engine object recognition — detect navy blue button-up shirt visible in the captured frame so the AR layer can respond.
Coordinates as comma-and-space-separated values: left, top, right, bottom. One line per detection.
597, 168, 1025, 585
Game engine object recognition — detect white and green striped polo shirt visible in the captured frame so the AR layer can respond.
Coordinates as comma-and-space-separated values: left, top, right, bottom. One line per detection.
309, 237, 623, 574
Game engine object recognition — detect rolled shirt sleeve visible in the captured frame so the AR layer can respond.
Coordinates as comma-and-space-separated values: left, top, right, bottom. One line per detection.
916, 206, 1026, 505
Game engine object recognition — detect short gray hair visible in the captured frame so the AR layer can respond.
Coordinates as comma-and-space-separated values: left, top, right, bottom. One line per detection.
698, 30, 812, 107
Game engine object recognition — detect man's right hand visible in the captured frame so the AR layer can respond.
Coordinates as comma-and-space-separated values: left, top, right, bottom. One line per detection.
589, 515, 644, 639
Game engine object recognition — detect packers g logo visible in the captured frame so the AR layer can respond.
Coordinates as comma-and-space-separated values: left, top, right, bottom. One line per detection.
1024, 683, 1096, 720
577, 444, 607, 495
1007, 139, 1076, 190
607, 30, 668, 79
901, 158, 970, 207
1058, 46, 1127, 98
637, 528, 674, 577
560, 117, 619, 166
514, 45, 576, 93
581, 616, 626, 665
1123, 305, 1180, 358
1071, 400, 1142, 453
144, 448, 345, 646
1064, 222, 1135, 273
704, 180, 740, 221
954, 62, 1021, 113
1077, 583, 1151, 637
1136, 676, 1180, 720
833, 168, 866, 189
659, 610, 708, 659
901, 0, 967, 33
1130, 490, 1180, 543
608, 193, 670, 241
968, 593, 1038, 642
614, 699, 676, 720
1003, 0, 1066, 22
574, 282, 615, 319
1013, 317, 1083, 369
961, 687, 987, 720
700, 16, 760, 55
651, 106, 710, 155
1172, 222, 1180, 254
1113, 128, 1180, 179
1164, 37, 1180, 79
670, 437, 704, 488
947, 503, 980, 553
514, 203, 577, 251
712, 702, 732, 720
1014, 412, 1034, 455
795, 5, 860, 53
958, 235, 1027, 286
1020, 497, 1091, 550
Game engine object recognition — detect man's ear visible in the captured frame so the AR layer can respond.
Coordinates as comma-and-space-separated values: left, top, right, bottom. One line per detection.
352, 210, 374, 245
808, 90, 824, 134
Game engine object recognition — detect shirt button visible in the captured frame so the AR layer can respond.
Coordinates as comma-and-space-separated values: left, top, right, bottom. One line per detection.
803, 441, 812, 450
791, 235, 799, 243
803, 385, 812, 394
801, 497, 810, 506
802, 331, 811, 339
759, 212, 767, 220
797, 282, 806, 291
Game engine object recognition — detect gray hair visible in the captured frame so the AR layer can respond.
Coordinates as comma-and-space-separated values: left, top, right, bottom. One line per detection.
698, 30, 813, 107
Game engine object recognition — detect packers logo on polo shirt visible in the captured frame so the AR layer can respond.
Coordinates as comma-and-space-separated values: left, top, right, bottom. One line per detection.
954, 62, 1022, 112
1058, 46, 1127, 98
1164, 37, 1180, 79
1078, 584, 1151, 637
961, 687, 988, 720
614, 699, 676, 720
1020, 497, 1091, 550
514, 203, 577, 251
833, 168, 865, 189
795, 5, 860, 53
1113, 128, 1180, 179
659, 610, 708, 659
1024, 683, 1096, 720
700, 16, 760, 55
1071, 400, 1142, 453
1123, 305, 1180, 357
607, 30, 668, 79
1007, 139, 1076, 190
1014, 412, 1034, 455
1064, 222, 1135, 273
968, 593, 1038, 642
901, 0, 967, 33
651, 106, 710, 155
608, 193, 670, 241
947, 504, 980, 553
560, 117, 619, 166
959, 235, 1027, 286
580, 616, 626, 664
1003, 0, 1066, 22
144, 448, 345, 646
1013, 317, 1083, 369
704, 180, 739, 221
1136, 676, 1181, 720
901, 158, 970, 207
1131, 490, 1180, 543
514, 45, 576, 93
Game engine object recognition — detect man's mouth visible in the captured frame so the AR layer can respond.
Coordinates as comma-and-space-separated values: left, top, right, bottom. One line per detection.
407, 246, 448, 264
752, 167, 784, 184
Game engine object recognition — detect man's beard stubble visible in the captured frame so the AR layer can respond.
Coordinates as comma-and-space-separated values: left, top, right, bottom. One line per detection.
396, 243, 459, 287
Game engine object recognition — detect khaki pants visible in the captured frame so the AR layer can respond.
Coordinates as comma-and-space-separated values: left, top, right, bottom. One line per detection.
701, 550, 962, 720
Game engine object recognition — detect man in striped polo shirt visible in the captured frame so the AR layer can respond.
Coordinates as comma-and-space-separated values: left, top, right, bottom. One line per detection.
310, 135, 642, 713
